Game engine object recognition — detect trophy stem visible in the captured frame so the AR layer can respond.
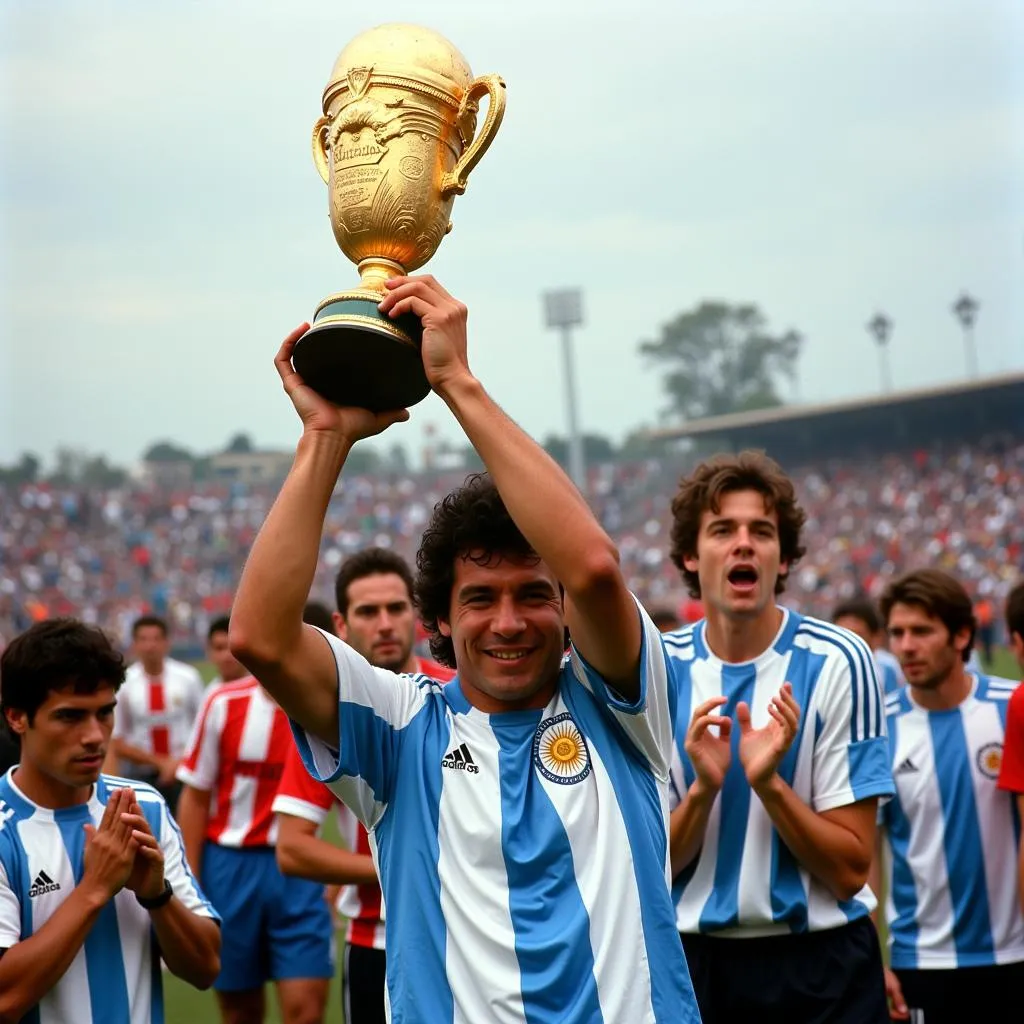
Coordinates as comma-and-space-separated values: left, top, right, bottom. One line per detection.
357, 257, 407, 295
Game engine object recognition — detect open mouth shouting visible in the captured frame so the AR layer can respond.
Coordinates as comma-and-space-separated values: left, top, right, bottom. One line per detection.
726, 563, 760, 596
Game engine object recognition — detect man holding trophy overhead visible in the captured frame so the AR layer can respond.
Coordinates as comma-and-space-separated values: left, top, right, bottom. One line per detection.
230, 22, 702, 1023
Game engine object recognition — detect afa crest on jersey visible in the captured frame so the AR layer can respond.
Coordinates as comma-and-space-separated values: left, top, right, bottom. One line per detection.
976, 742, 1003, 779
533, 712, 591, 785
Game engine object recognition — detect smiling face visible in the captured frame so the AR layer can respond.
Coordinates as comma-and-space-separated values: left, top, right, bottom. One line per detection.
683, 489, 785, 624
439, 553, 566, 713
6, 684, 117, 803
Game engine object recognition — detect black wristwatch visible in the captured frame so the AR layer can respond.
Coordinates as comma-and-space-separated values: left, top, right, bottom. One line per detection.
137, 880, 173, 910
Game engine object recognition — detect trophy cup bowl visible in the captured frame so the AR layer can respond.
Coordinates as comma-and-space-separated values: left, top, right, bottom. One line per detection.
292, 23, 505, 412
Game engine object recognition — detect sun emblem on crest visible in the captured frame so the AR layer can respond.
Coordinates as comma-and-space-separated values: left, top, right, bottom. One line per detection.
976, 742, 1003, 780
533, 712, 591, 785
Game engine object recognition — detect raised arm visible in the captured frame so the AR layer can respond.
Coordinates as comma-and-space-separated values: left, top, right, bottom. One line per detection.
229, 325, 409, 744
379, 277, 641, 696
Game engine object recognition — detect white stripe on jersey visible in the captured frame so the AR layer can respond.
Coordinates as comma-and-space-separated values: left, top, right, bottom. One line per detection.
435, 722, 526, 1024
882, 675, 1024, 968
668, 611, 895, 935
220, 687, 278, 847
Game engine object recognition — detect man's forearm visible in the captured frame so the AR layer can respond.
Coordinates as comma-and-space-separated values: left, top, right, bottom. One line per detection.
232, 431, 349, 661
669, 782, 719, 877
754, 776, 874, 901
0, 886, 107, 1021
276, 831, 377, 886
436, 376, 611, 593
148, 901, 220, 989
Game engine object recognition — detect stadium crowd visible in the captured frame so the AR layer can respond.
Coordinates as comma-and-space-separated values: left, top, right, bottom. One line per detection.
1, 435, 1021, 655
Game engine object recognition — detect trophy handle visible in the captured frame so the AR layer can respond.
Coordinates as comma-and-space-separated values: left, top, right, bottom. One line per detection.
440, 74, 506, 199
311, 116, 331, 184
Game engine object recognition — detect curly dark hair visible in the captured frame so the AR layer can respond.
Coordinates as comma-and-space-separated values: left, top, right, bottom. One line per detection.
880, 569, 977, 663
334, 547, 415, 617
1, 618, 126, 733
415, 473, 538, 668
669, 450, 807, 598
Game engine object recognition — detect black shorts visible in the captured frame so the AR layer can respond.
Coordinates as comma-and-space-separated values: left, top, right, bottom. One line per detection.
893, 961, 1024, 1023
343, 943, 387, 1024
680, 916, 889, 1024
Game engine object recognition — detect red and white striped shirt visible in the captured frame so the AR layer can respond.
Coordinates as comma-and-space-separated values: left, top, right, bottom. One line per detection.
114, 658, 205, 761
176, 677, 294, 848
272, 743, 385, 950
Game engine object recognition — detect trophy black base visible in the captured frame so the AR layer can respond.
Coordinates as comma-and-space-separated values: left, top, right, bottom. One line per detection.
292, 291, 429, 412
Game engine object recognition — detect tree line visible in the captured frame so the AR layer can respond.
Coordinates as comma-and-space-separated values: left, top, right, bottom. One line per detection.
1, 301, 801, 484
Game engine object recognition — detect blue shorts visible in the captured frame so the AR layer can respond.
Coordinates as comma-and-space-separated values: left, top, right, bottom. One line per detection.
202, 843, 335, 992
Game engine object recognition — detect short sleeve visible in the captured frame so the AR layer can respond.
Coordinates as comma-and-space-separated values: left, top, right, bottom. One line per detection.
175, 690, 223, 792
272, 743, 335, 826
812, 631, 895, 813
154, 799, 219, 921
290, 627, 434, 830
568, 597, 675, 781
998, 684, 1024, 794
0, 859, 21, 947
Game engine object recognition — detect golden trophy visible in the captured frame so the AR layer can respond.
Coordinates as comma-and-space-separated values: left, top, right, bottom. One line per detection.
292, 23, 505, 411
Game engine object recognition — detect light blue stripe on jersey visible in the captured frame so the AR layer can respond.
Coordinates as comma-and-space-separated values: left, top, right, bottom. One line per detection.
493, 711, 602, 1023
0, 782, 35, 939
374, 695, 453, 1021
929, 712, 994, 962
884, 715, 920, 966
769, 642, 827, 930
566, 685, 692, 1021
700, 662, 756, 931
56, 811, 132, 1023
336, 701, 398, 802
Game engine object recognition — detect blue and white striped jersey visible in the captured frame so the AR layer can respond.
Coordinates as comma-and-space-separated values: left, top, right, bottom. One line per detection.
874, 648, 905, 696
880, 673, 1024, 969
293, 602, 699, 1024
0, 770, 219, 1024
666, 611, 894, 935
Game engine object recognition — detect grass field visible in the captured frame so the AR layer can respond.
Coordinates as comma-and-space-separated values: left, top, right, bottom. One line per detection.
165, 648, 1020, 1021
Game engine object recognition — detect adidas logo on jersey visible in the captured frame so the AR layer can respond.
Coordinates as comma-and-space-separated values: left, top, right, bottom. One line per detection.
28, 870, 61, 897
441, 743, 479, 774
895, 757, 919, 775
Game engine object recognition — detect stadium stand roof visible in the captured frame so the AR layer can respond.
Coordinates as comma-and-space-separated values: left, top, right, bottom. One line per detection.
647, 370, 1024, 463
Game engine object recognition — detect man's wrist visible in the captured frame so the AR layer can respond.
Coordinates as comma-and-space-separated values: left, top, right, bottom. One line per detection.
434, 372, 482, 408
688, 777, 721, 803
751, 772, 786, 802
136, 879, 173, 910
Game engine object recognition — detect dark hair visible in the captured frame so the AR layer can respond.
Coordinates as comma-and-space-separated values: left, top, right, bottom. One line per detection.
1005, 580, 1024, 642
1, 618, 126, 732
207, 615, 231, 642
334, 548, 415, 617
132, 614, 168, 638
303, 601, 336, 636
649, 606, 682, 632
880, 569, 976, 663
669, 450, 807, 598
831, 597, 881, 636
416, 473, 538, 668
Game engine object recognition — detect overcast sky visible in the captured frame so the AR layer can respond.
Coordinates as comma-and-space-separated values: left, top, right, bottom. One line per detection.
2, 0, 1022, 469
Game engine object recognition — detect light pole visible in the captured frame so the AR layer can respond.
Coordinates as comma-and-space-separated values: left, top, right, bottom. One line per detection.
867, 312, 893, 393
542, 289, 586, 495
952, 291, 980, 379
